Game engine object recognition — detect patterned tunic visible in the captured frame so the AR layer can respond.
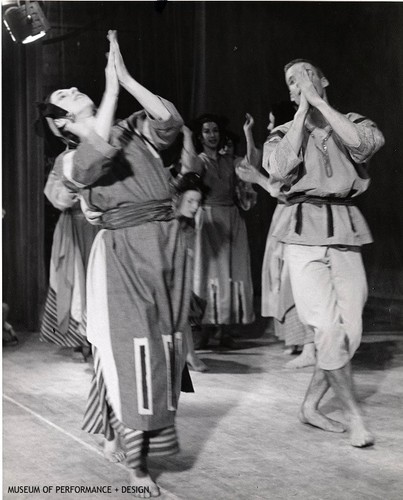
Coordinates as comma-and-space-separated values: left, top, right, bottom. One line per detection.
261, 112, 384, 360
263, 112, 385, 246
64, 99, 192, 431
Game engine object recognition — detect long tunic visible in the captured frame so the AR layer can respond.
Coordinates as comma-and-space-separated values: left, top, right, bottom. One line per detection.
193, 153, 255, 325
63, 99, 192, 431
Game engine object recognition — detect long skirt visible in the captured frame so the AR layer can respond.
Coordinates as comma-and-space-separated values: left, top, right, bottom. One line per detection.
40, 211, 98, 347
83, 348, 179, 468
193, 204, 254, 325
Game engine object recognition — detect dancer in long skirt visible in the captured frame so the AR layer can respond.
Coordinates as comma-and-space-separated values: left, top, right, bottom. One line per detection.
187, 114, 258, 348
40, 155, 98, 359
43, 30, 195, 496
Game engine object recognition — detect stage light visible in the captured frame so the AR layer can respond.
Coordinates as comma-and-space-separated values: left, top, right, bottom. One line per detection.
3, 1, 50, 44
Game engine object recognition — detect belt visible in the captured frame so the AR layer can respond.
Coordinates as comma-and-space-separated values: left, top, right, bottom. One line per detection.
99, 199, 174, 229
284, 194, 355, 238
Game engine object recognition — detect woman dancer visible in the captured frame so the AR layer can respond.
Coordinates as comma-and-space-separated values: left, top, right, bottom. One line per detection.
189, 113, 257, 348
47, 31, 194, 496
172, 170, 209, 372
40, 154, 98, 361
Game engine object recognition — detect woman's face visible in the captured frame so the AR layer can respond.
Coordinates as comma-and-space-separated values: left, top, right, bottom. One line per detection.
221, 138, 234, 156
50, 87, 94, 117
200, 121, 220, 150
178, 190, 202, 218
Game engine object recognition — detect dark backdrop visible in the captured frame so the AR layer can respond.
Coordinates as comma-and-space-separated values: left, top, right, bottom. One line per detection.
3, 1, 403, 330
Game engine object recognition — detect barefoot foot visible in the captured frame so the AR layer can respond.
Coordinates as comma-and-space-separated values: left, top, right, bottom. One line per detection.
285, 351, 316, 369
103, 437, 126, 463
284, 345, 300, 355
187, 355, 209, 372
285, 343, 316, 369
299, 407, 346, 433
129, 468, 160, 498
349, 415, 375, 448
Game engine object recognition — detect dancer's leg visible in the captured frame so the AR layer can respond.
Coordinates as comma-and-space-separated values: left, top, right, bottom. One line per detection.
299, 364, 345, 433
326, 363, 374, 447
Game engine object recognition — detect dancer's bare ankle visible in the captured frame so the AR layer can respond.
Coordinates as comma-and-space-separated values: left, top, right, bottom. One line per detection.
299, 405, 346, 433
349, 414, 375, 448
103, 436, 125, 463
129, 466, 160, 498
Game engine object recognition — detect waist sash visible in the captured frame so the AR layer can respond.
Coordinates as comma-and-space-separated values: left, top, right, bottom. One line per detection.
284, 194, 355, 238
99, 199, 174, 229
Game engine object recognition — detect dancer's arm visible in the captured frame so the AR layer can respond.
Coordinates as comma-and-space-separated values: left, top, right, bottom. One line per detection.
109, 30, 170, 121
243, 113, 262, 167
93, 34, 120, 140
180, 125, 204, 175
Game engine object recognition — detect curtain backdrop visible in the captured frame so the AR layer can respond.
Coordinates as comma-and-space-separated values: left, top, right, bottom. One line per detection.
3, 1, 403, 330
2, 26, 46, 330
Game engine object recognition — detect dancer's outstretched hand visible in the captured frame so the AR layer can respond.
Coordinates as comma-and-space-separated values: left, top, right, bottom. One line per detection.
105, 33, 119, 96
243, 113, 254, 134
107, 30, 130, 86
235, 159, 260, 184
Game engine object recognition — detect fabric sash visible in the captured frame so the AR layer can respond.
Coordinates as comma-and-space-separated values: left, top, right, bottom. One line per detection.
99, 199, 174, 229
284, 194, 355, 238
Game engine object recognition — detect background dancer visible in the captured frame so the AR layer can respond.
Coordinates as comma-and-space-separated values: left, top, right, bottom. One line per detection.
39, 144, 98, 361
189, 113, 257, 349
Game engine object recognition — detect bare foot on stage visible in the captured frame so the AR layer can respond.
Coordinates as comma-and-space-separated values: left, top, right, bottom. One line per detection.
284, 345, 300, 355
129, 468, 160, 498
299, 407, 346, 433
285, 343, 316, 369
349, 415, 375, 448
103, 436, 126, 463
187, 354, 209, 372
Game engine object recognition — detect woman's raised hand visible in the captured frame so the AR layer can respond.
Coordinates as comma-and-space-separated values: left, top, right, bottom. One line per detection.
105, 32, 119, 96
243, 113, 255, 134
107, 30, 130, 87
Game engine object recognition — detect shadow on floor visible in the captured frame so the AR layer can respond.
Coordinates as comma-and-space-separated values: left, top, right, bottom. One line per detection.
194, 357, 265, 374
353, 341, 402, 371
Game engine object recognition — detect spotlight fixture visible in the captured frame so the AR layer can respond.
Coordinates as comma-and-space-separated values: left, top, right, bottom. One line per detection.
3, 1, 50, 44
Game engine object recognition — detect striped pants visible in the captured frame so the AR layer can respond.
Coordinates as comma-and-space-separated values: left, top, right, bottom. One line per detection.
82, 348, 179, 468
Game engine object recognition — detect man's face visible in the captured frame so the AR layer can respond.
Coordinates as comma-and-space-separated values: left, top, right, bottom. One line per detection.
285, 62, 326, 105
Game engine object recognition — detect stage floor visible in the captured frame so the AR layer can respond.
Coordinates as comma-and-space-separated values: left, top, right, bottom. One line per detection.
3, 329, 403, 500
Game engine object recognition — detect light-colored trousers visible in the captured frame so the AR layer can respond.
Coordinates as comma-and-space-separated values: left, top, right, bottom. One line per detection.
285, 245, 368, 370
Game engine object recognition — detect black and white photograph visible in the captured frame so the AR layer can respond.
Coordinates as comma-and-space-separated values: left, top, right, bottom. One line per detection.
2, 1, 403, 499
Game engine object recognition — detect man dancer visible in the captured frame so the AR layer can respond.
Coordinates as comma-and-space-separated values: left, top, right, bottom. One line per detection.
237, 59, 384, 447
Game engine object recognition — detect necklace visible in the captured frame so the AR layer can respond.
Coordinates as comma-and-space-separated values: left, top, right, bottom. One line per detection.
307, 125, 334, 177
